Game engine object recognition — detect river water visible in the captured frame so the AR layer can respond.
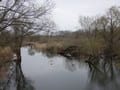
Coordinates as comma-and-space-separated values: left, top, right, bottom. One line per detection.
0, 47, 120, 90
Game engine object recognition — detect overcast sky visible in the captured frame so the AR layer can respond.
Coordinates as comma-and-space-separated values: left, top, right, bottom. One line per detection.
52, 0, 120, 31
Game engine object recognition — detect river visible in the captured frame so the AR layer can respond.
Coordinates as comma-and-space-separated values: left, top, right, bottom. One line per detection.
0, 47, 120, 90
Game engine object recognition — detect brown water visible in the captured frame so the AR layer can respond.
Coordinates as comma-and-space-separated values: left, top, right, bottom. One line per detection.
0, 47, 120, 90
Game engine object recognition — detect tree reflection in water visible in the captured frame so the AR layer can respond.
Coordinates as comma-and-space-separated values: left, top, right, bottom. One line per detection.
13, 46, 120, 90
64, 58, 87, 72
86, 57, 120, 90
62, 57, 120, 90
0, 61, 34, 90
27, 45, 58, 58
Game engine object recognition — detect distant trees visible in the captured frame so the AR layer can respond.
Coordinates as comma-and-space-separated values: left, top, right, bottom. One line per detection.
105, 6, 120, 56
79, 16, 93, 38
79, 6, 120, 57
21, 6, 120, 60
96, 6, 120, 57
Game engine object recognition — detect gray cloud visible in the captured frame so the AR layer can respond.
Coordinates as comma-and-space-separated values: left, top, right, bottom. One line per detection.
52, 0, 120, 30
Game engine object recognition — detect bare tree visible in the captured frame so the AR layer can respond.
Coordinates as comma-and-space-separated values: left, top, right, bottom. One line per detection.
0, 0, 54, 32
103, 6, 120, 56
79, 16, 94, 32
0, 0, 55, 60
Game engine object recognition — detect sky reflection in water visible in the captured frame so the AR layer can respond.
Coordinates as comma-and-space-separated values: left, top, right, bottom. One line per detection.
0, 47, 120, 90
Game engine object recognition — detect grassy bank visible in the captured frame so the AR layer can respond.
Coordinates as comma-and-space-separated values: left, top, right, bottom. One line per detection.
23, 41, 88, 59
0, 47, 13, 67
0, 47, 13, 59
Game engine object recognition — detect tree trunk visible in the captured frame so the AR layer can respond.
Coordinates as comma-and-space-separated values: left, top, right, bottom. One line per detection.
16, 47, 21, 62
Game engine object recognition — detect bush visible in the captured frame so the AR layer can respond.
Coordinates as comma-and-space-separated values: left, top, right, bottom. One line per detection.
81, 39, 104, 56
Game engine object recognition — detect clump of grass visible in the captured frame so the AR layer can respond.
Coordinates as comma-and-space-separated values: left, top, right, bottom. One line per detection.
23, 42, 47, 52
0, 47, 13, 68
24, 42, 64, 53
0, 47, 13, 59
46, 42, 64, 53
34, 43, 47, 52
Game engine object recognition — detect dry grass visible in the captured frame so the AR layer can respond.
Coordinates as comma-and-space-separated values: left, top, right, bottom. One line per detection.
23, 42, 47, 52
0, 47, 13, 70
34, 43, 47, 52
0, 47, 13, 59
24, 42, 64, 53
46, 42, 64, 53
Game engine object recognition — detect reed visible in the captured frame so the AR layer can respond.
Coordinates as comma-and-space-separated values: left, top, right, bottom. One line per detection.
0, 47, 13, 58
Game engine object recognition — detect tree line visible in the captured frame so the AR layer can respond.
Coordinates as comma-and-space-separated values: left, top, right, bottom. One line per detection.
27, 6, 120, 60
0, 1, 120, 61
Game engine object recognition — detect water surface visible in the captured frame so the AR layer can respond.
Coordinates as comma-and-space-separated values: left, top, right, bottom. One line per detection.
21, 48, 89, 90
0, 47, 120, 90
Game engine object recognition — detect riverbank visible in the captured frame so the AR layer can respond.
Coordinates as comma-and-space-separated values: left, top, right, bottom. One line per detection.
23, 42, 90, 60
23, 41, 120, 63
